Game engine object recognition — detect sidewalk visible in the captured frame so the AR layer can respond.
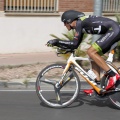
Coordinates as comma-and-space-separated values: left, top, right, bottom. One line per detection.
0, 51, 120, 89
0, 52, 65, 88
0, 51, 64, 66
0, 51, 120, 66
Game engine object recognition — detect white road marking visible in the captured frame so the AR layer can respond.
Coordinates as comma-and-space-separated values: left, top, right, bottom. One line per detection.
0, 90, 36, 92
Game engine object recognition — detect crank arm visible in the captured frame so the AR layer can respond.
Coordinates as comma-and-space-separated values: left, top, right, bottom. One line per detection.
101, 88, 120, 94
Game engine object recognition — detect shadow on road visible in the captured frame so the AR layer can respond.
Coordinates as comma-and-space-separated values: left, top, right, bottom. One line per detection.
79, 92, 120, 110
39, 92, 120, 110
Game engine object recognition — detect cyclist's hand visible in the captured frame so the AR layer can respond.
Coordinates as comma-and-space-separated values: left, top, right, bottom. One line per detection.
46, 39, 58, 47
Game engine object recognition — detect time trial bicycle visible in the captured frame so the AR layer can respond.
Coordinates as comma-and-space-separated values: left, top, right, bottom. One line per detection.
36, 43, 120, 109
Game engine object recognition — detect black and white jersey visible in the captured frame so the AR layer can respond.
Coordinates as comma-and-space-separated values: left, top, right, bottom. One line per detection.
57, 15, 120, 53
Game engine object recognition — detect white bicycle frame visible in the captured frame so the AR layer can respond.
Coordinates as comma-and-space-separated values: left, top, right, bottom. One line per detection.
59, 49, 119, 94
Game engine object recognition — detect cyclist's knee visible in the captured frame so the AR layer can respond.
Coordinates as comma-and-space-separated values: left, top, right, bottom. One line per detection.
87, 46, 97, 57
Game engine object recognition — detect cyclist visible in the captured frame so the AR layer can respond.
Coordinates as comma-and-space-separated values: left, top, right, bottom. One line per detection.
47, 10, 120, 94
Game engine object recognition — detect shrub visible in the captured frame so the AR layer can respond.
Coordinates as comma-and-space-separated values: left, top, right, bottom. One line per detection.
114, 15, 120, 61
50, 30, 91, 60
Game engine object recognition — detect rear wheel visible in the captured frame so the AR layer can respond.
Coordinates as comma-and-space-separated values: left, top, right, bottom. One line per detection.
36, 63, 80, 108
101, 62, 120, 109
109, 80, 120, 109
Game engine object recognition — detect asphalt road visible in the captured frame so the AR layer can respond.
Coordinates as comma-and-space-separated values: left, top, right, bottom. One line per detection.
0, 90, 120, 120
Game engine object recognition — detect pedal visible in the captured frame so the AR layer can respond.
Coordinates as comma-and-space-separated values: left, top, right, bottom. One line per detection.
83, 89, 94, 97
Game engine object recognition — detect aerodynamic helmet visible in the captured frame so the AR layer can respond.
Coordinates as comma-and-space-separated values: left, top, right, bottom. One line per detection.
61, 10, 85, 23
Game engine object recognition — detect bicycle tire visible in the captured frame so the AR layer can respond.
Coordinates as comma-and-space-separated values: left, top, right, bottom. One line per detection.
101, 62, 120, 109
36, 63, 80, 108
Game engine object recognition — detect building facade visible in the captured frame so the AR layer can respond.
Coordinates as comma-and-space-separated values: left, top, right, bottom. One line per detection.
0, 0, 94, 12
0, 0, 119, 54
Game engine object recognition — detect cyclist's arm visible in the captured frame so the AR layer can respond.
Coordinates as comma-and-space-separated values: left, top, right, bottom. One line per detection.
56, 20, 84, 49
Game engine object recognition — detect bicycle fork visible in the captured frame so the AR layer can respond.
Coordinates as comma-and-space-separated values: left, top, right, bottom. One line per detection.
55, 70, 74, 89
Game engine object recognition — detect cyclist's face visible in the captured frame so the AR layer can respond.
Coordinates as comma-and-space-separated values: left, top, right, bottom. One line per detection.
64, 22, 72, 31
64, 21, 76, 31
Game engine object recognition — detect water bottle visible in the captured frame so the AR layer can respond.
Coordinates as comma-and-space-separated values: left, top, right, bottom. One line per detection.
87, 69, 97, 80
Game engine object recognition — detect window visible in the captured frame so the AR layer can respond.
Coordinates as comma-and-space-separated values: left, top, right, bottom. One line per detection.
103, 0, 120, 13
4, 0, 58, 13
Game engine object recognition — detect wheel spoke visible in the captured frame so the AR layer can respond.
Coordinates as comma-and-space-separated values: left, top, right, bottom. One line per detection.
40, 76, 56, 86
55, 89, 62, 104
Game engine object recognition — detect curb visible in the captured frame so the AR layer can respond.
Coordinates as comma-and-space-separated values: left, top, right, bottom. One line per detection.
0, 79, 91, 90
0, 78, 36, 89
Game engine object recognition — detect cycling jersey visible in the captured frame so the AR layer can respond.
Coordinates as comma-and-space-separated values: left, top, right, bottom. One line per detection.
56, 15, 120, 54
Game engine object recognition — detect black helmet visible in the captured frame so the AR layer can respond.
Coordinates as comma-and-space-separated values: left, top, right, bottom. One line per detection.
61, 10, 85, 23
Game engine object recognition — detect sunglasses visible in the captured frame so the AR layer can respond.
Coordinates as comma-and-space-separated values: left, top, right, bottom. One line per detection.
64, 22, 69, 25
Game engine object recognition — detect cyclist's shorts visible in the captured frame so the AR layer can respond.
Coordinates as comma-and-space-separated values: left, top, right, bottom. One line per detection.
92, 27, 120, 55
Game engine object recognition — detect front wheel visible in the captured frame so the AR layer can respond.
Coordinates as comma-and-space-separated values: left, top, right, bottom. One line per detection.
36, 63, 80, 108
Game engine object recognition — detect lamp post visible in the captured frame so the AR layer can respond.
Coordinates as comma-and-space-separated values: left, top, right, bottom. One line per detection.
92, 0, 103, 42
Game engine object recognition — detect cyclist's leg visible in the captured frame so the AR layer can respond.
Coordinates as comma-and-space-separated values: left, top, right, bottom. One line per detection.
84, 46, 110, 95
88, 29, 120, 90
87, 46, 110, 72
91, 61, 100, 81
